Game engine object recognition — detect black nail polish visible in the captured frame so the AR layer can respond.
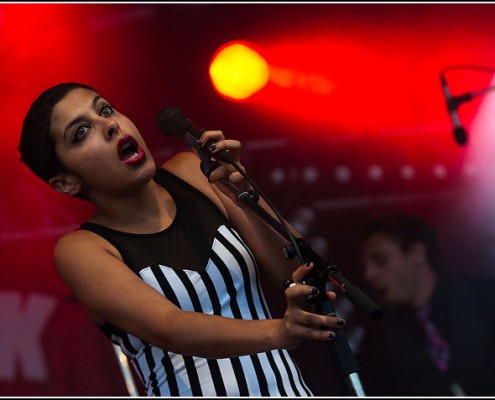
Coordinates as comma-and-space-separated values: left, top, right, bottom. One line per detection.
209, 144, 217, 152
337, 319, 345, 327
305, 287, 320, 303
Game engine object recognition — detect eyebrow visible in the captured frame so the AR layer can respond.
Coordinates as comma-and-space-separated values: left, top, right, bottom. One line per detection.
63, 95, 103, 140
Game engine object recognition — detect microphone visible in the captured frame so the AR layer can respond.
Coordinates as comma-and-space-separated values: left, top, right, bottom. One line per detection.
440, 74, 469, 145
156, 107, 234, 165
156, 107, 262, 205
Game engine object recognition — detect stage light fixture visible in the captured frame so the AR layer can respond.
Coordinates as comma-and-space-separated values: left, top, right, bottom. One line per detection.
209, 41, 269, 101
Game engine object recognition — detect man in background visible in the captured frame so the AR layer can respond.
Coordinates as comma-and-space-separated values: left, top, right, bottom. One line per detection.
354, 213, 495, 396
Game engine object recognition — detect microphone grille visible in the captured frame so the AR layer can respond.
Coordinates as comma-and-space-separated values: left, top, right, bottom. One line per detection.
454, 126, 468, 146
156, 107, 189, 138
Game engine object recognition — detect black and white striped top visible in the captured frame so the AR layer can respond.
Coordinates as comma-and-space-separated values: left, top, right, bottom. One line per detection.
79, 168, 312, 397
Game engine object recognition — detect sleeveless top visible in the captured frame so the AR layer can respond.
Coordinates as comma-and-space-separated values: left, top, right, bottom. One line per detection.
78, 168, 312, 397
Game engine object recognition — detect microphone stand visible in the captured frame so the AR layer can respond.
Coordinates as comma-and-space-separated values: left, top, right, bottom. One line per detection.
447, 84, 495, 110
444, 79, 495, 145
208, 154, 383, 397
160, 111, 383, 396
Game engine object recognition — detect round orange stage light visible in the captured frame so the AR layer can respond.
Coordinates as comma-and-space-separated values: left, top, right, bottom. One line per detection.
209, 41, 269, 101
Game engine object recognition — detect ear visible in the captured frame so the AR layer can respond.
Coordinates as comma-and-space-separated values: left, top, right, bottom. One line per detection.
49, 173, 82, 196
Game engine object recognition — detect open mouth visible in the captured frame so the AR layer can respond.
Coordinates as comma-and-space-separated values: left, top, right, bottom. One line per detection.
118, 135, 145, 165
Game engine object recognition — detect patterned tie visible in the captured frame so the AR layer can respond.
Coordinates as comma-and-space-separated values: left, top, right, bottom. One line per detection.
416, 303, 450, 371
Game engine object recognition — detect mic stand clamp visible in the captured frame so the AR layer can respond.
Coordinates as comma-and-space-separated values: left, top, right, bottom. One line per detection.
237, 189, 260, 204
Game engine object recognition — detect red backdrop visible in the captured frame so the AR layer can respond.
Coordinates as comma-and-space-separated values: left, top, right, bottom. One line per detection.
3, 3, 495, 396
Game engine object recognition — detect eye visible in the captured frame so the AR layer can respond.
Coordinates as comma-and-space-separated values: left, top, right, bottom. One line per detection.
73, 125, 89, 143
370, 253, 388, 267
100, 104, 113, 117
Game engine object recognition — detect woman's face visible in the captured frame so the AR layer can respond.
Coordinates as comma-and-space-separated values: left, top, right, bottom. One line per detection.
50, 87, 156, 197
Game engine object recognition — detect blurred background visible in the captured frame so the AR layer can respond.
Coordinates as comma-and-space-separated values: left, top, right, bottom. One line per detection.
2, 2, 495, 396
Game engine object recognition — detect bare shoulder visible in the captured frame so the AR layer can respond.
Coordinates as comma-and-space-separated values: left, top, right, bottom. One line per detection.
53, 229, 122, 276
55, 229, 118, 256
161, 151, 201, 175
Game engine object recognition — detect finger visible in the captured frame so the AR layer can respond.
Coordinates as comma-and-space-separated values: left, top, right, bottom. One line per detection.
285, 283, 321, 309
227, 170, 246, 184
287, 323, 337, 342
198, 131, 229, 159
207, 165, 237, 184
326, 290, 337, 303
198, 131, 240, 154
289, 308, 345, 334
291, 262, 314, 283
209, 139, 241, 152
305, 287, 321, 304
304, 326, 337, 341
302, 310, 346, 331
198, 130, 225, 144
209, 143, 241, 165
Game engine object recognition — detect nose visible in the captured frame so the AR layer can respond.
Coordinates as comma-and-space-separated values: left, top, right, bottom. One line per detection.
103, 119, 119, 140
362, 262, 378, 285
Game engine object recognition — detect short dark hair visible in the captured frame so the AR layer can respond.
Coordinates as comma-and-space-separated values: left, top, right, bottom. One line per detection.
364, 214, 442, 273
18, 82, 97, 183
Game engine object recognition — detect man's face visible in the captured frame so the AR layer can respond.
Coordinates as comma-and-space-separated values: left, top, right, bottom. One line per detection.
361, 233, 422, 307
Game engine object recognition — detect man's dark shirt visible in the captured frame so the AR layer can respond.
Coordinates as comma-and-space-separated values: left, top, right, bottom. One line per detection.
355, 276, 495, 396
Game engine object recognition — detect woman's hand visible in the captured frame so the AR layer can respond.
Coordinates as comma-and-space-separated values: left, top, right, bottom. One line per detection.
278, 262, 344, 349
197, 130, 252, 202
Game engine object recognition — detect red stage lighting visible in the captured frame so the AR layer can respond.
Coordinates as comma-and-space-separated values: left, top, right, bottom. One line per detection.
209, 41, 269, 101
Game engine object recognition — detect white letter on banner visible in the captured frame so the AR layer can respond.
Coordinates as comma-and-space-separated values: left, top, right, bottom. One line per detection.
0, 291, 57, 382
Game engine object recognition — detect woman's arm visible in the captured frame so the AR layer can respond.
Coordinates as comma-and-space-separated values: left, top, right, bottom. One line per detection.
54, 231, 339, 359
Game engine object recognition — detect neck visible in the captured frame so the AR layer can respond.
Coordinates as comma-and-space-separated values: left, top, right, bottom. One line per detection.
414, 267, 437, 307
89, 180, 175, 233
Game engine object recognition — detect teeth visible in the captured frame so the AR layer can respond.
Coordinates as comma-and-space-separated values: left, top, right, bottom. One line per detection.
124, 150, 137, 161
